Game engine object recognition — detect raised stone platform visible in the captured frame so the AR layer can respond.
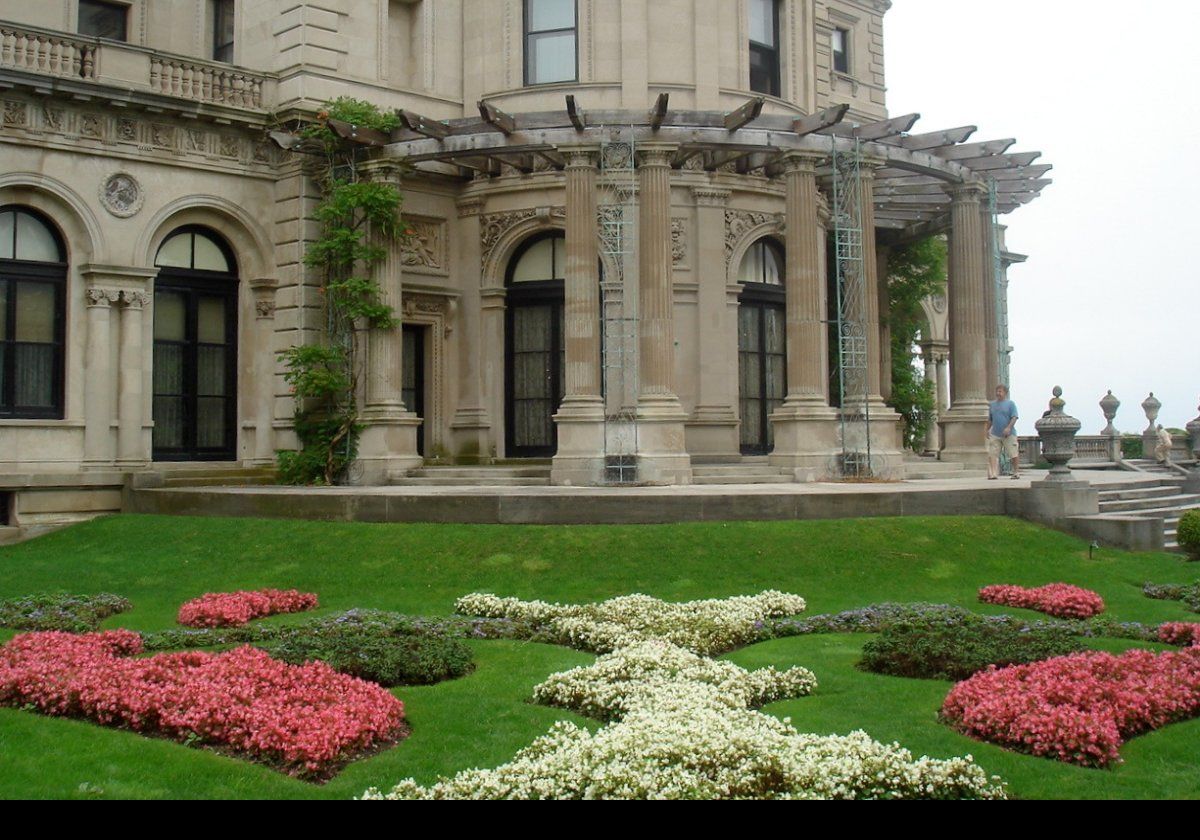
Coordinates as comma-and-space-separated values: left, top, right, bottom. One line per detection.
124, 470, 1179, 551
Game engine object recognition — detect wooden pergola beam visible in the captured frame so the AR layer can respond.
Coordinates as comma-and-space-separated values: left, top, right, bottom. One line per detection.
724, 96, 765, 131
793, 103, 849, 137
960, 151, 1042, 170
671, 147, 705, 168
934, 138, 1016, 160
989, 164, 1053, 181
478, 100, 516, 136
828, 112, 920, 141
565, 95, 587, 131
325, 117, 390, 147
895, 126, 976, 150
648, 93, 670, 131
995, 178, 1053, 193
397, 109, 451, 140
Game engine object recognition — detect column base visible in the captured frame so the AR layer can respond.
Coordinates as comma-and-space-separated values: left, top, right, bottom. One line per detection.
551, 397, 606, 486
450, 406, 494, 464
636, 395, 692, 485
940, 407, 989, 468
352, 410, 423, 485
769, 403, 840, 480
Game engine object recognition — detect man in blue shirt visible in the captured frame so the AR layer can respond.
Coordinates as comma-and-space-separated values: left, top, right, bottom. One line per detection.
986, 385, 1020, 480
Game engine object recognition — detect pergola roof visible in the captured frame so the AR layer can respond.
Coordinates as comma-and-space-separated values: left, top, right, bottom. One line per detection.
308, 95, 1051, 243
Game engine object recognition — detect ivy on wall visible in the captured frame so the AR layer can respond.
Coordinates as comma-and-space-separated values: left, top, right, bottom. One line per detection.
277, 98, 407, 485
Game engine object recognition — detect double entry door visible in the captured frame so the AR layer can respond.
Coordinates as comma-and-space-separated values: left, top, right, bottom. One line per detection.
738, 299, 786, 455
152, 278, 237, 461
505, 285, 564, 458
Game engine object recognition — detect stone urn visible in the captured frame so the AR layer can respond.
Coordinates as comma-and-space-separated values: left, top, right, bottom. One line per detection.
1099, 390, 1120, 437
1035, 386, 1082, 480
1142, 392, 1162, 458
1187, 398, 1200, 461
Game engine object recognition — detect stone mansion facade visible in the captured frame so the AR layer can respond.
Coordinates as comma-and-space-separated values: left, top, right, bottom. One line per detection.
0, 1, 1046, 522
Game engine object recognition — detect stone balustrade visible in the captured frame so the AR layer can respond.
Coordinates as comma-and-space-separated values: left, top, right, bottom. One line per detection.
0, 25, 95, 79
0, 22, 273, 112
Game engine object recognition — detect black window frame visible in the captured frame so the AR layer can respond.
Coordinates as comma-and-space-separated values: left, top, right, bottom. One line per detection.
523, 0, 578, 87
78, 0, 130, 43
212, 0, 235, 64
152, 226, 239, 462
737, 239, 787, 456
832, 27, 851, 75
749, 0, 781, 98
0, 207, 68, 421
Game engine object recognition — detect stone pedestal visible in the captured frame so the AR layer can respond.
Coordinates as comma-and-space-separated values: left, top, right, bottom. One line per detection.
1022, 480, 1098, 525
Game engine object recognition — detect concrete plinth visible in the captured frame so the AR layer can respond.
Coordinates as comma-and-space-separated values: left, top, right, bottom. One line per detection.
1017, 479, 1098, 524
769, 406, 841, 478
551, 397, 606, 486
940, 410, 989, 468
636, 398, 692, 485
450, 407, 494, 464
353, 413, 423, 485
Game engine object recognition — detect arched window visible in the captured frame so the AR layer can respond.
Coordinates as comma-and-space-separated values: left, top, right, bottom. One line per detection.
506, 232, 566, 457
153, 227, 238, 460
0, 207, 67, 419
737, 238, 785, 454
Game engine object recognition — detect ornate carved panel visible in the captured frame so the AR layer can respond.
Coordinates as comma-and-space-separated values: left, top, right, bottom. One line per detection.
725, 210, 784, 268
400, 217, 448, 275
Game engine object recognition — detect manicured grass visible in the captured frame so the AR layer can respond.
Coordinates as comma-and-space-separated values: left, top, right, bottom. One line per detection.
0, 513, 1197, 799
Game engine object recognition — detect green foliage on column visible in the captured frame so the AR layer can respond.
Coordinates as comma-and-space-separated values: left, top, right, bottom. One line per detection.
277, 98, 406, 485
885, 237, 947, 451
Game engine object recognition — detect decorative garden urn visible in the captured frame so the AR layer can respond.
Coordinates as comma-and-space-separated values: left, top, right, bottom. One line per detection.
1099, 390, 1120, 437
1142, 392, 1161, 433
1187, 398, 1200, 460
1035, 386, 1082, 480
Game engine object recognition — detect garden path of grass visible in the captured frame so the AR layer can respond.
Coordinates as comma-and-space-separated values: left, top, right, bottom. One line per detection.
1, 513, 1197, 799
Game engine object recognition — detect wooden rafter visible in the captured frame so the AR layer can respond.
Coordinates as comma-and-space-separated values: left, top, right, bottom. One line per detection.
397, 109, 451, 140
827, 112, 920, 141
933, 138, 1016, 160
565, 95, 586, 131
325, 118, 390, 147
648, 93, 670, 131
793, 103, 849, 137
893, 126, 976, 151
959, 151, 1042, 170
724, 96, 765, 131
478, 100, 516, 136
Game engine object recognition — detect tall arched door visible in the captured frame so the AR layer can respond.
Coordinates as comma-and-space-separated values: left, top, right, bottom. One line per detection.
737, 239, 786, 455
152, 227, 238, 461
505, 233, 565, 458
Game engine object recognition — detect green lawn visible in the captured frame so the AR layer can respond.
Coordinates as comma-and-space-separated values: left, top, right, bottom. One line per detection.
0, 513, 1197, 800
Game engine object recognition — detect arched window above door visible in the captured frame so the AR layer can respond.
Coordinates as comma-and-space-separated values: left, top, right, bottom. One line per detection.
155, 228, 235, 274
738, 238, 784, 287
509, 233, 566, 284
0, 206, 67, 419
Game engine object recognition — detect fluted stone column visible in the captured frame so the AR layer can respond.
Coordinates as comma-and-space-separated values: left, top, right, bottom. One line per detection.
83, 286, 119, 466
921, 343, 940, 454
116, 290, 149, 466
941, 181, 991, 467
635, 145, 690, 484
770, 153, 840, 477
354, 160, 422, 484
981, 201, 1000, 391
552, 147, 607, 485
852, 161, 903, 470
249, 278, 278, 465
449, 197, 492, 463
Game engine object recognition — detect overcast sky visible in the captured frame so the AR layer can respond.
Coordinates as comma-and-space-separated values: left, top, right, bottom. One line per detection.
885, 0, 1199, 433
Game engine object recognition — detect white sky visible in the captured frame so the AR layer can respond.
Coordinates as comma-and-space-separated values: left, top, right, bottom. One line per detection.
885, 0, 1200, 433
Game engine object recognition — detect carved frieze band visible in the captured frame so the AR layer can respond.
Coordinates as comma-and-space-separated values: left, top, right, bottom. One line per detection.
725, 209, 784, 268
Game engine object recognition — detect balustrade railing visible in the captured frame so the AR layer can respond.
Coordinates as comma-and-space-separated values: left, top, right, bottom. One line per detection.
0, 25, 95, 79
149, 57, 265, 109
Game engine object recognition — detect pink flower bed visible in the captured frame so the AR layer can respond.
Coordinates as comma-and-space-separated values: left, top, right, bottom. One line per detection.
978, 583, 1105, 619
1158, 622, 1200, 647
941, 647, 1200, 767
0, 630, 406, 779
177, 589, 319, 628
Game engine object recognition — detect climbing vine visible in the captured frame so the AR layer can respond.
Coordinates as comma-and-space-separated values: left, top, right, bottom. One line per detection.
885, 236, 946, 452
277, 98, 406, 485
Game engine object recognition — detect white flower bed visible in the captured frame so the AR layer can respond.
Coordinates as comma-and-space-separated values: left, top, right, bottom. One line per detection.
364, 592, 1007, 800
454, 590, 807, 655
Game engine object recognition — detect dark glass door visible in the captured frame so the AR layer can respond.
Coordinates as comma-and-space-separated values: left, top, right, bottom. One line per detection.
506, 295, 564, 458
153, 280, 237, 460
402, 324, 425, 457
738, 301, 786, 455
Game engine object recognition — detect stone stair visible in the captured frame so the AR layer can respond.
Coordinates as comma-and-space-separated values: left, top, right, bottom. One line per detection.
903, 456, 988, 481
1097, 477, 1200, 552
156, 465, 278, 488
690, 457, 794, 486
391, 463, 553, 487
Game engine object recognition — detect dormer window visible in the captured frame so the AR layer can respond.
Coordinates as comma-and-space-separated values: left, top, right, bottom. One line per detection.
749, 0, 781, 97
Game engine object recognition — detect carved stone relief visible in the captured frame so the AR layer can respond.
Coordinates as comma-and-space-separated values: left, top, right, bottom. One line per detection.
400, 218, 447, 273
671, 218, 687, 267
100, 173, 144, 218
725, 210, 784, 267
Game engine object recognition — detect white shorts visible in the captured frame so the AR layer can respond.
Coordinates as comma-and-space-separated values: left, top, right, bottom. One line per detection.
987, 434, 1018, 459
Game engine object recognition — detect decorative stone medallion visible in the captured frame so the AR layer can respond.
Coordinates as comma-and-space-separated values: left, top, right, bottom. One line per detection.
931, 293, 947, 313
100, 173, 144, 218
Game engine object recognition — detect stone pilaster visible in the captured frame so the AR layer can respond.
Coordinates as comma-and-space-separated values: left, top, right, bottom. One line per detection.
921, 342, 949, 455
83, 286, 119, 466
116, 290, 150, 466
981, 201, 1000, 391
769, 153, 840, 478
354, 160, 421, 484
686, 185, 739, 459
941, 181, 991, 467
249, 278, 278, 465
552, 147, 607, 485
449, 196, 492, 463
635, 145, 690, 484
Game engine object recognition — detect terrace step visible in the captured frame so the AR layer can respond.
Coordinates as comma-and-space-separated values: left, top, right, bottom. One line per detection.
1099, 494, 1200, 514
391, 465, 552, 487
691, 460, 793, 485
158, 466, 277, 488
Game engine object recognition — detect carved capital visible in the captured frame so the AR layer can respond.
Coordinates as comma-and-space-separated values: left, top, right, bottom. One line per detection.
636, 147, 675, 169
86, 288, 121, 308
119, 290, 151, 309
946, 180, 988, 203
457, 197, 485, 218
561, 146, 600, 169
777, 151, 824, 176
